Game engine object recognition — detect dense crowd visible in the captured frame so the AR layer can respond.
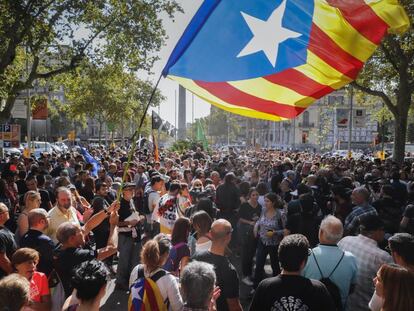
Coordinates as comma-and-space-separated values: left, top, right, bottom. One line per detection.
0, 145, 414, 311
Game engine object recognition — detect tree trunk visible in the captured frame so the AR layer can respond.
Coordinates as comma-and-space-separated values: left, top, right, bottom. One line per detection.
0, 94, 17, 123
98, 121, 102, 145
393, 110, 408, 165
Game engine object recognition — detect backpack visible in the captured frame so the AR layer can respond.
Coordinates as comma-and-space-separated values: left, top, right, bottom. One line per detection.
312, 251, 344, 311
129, 266, 169, 311
48, 269, 65, 311
163, 242, 186, 273
142, 188, 156, 215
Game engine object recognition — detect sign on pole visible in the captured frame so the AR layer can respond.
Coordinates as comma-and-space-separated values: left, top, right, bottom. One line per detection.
0, 124, 21, 148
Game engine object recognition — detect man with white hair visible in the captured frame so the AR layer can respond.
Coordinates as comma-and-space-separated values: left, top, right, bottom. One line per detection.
180, 261, 217, 311
303, 215, 358, 310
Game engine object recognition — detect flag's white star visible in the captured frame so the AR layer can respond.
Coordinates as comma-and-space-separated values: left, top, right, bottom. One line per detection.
237, 0, 301, 67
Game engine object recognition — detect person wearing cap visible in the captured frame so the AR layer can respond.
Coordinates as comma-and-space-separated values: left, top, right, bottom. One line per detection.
369, 233, 414, 311
115, 182, 145, 291
338, 214, 392, 311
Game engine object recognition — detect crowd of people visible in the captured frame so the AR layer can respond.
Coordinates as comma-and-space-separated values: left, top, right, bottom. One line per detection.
0, 145, 414, 311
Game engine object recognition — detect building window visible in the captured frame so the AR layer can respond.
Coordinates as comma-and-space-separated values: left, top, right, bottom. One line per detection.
302, 111, 310, 126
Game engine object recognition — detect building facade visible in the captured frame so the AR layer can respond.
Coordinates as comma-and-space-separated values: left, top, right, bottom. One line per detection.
233, 90, 379, 151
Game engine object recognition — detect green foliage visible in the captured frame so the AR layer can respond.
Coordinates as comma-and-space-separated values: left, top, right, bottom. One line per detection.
169, 140, 194, 153
0, 0, 181, 120
353, 1, 413, 163
61, 62, 164, 138
206, 106, 240, 144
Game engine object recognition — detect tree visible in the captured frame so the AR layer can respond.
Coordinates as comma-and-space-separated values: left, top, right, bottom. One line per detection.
62, 63, 163, 144
207, 106, 240, 144
352, 0, 413, 164
0, 0, 181, 121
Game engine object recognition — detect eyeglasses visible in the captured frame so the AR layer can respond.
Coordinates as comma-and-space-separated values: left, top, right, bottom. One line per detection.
0, 210, 9, 215
226, 228, 234, 235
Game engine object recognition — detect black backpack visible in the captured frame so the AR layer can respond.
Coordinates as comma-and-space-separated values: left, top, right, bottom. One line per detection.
312, 251, 344, 311
142, 188, 156, 214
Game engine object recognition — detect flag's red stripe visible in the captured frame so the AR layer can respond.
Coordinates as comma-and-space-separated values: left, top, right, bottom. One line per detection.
326, 0, 389, 45
195, 80, 305, 118
308, 24, 364, 80
144, 282, 158, 310
264, 69, 335, 99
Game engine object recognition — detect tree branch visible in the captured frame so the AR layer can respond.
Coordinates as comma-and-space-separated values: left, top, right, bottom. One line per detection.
351, 81, 397, 116
380, 44, 399, 72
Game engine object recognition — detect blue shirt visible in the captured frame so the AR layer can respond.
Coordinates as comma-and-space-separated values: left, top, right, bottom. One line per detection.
302, 244, 358, 309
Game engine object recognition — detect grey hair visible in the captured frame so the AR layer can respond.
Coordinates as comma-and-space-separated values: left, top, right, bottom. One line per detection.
180, 261, 216, 308
320, 215, 343, 244
56, 186, 71, 197
353, 186, 370, 201
56, 222, 80, 244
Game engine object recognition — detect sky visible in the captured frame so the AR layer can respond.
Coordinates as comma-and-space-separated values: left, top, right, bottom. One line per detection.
148, 0, 211, 126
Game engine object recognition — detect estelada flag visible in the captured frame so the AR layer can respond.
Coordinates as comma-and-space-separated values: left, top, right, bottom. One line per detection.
163, 0, 409, 121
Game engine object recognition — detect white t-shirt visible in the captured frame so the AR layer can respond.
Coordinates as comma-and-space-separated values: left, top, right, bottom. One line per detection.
147, 191, 160, 224
129, 265, 183, 311
368, 291, 383, 311
152, 194, 179, 235
196, 240, 212, 253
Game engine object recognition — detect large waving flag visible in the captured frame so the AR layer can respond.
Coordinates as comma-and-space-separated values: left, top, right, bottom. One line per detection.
163, 0, 409, 121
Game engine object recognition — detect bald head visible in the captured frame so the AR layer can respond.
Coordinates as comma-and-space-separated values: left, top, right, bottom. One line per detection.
319, 215, 343, 244
210, 219, 232, 241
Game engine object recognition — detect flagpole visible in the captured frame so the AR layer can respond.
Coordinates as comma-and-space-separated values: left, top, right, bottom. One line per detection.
347, 85, 354, 157
175, 89, 177, 141
116, 74, 163, 201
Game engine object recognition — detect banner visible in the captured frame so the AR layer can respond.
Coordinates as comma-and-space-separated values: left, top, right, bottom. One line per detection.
32, 98, 48, 120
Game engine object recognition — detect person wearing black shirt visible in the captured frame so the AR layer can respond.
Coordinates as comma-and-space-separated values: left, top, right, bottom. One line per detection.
91, 182, 111, 249
216, 173, 240, 247
193, 219, 242, 311
238, 188, 261, 284
0, 203, 17, 279
115, 183, 145, 290
373, 184, 403, 234
54, 219, 117, 297
249, 234, 334, 311
20, 208, 55, 276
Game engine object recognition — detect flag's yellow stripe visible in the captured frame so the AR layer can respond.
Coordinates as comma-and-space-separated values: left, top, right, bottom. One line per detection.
364, 0, 410, 34
169, 75, 288, 121
295, 51, 352, 90
228, 78, 314, 108
313, 0, 378, 62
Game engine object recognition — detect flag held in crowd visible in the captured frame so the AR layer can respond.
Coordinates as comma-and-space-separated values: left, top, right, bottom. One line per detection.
80, 147, 100, 177
163, 0, 409, 121
152, 110, 176, 137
